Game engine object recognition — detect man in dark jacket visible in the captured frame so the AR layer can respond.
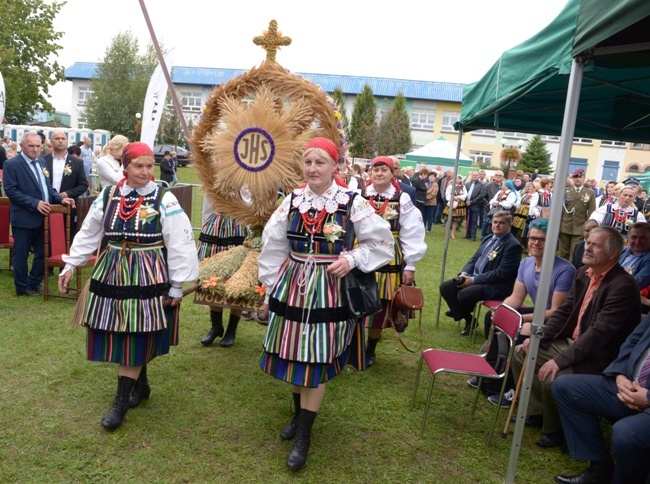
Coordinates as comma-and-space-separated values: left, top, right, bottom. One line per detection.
43, 129, 88, 238
512, 226, 641, 449
440, 211, 522, 335
553, 315, 650, 484
464, 171, 487, 241
481, 170, 504, 238
159, 151, 175, 186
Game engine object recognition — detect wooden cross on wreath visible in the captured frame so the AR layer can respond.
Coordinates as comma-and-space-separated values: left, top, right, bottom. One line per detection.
253, 19, 292, 63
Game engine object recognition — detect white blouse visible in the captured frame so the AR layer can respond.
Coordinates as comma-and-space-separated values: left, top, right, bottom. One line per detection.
445, 183, 468, 202
365, 184, 427, 271
61, 181, 199, 297
258, 181, 394, 290
96, 154, 123, 190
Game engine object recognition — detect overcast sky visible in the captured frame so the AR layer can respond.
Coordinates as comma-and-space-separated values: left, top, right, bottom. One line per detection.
49, 0, 570, 114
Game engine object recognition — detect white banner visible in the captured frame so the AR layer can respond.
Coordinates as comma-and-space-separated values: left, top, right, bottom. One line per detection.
0, 70, 5, 127
140, 48, 174, 148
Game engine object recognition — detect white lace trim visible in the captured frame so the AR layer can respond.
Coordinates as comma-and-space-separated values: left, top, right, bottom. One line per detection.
292, 181, 350, 214
119, 180, 158, 197
365, 183, 396, 199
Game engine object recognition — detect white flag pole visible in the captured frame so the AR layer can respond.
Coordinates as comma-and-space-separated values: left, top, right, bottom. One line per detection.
0, 71, 6, 129
138, 0, 190, 143
140, 48, 174, 148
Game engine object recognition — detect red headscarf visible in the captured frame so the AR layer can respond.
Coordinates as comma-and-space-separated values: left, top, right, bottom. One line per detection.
119, 142, 155, 187
367, 156, 401, 191
305, 137, 340, 164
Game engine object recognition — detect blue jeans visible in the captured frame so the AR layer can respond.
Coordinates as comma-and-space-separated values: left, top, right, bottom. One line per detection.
433, 203, 445, 224
424, 205, 436, 230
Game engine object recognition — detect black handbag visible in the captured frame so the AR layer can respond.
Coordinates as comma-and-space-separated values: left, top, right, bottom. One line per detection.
342, 194, 382, 318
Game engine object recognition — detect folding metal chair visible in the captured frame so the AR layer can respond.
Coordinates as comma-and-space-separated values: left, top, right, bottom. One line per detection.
412, 303, 523, 443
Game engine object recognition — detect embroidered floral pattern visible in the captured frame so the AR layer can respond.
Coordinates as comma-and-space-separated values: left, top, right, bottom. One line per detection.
138, 203, 160, 225
322, 219, 345, 243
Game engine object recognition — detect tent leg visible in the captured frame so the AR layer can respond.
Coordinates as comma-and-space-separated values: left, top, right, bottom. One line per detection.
504, 56, 585, 484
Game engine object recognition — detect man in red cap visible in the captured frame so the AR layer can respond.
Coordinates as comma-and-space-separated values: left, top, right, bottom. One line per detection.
559, 168, 596, 260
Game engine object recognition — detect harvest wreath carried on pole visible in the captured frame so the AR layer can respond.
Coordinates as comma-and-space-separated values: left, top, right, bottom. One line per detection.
190, 20, 347, 311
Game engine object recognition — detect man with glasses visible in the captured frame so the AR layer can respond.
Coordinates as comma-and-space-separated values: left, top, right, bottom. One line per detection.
512, 227, 640, 449
559, 168, 596, 260
472, 218, 576, 407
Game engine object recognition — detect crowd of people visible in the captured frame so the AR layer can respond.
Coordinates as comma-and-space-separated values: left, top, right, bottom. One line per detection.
3, 130, 650, 480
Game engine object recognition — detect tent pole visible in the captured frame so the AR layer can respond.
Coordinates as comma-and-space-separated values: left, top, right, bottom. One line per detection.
505, 57, 585, 483
435, 129, 464, 329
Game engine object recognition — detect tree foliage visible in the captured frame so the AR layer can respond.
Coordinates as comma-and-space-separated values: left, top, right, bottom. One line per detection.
0, 0, 66, 123
377, 92, 412, 156
157, 94, 183, 146
518, 135, 553, 174
348, 84, 378, 159
85, 31, 159, 140
330, 87, 349, 136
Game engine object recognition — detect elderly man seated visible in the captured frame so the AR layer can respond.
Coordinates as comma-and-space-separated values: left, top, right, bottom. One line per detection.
618, 222, 650, 290
512, 227, 641, 449
440, 211, 522, 336
553, 315, 650, 484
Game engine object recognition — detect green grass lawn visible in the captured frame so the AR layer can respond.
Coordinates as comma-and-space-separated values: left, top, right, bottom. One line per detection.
0, 166, 581, 482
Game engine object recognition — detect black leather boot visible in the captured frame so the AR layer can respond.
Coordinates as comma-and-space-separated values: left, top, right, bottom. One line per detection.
366, 337, 380, 367
128, 365, 151, 409
200, 310, 224, 345
219, 314, 240, 347
101, 375, 136, 430
286, 409, 317, 470
281, 392, 301, 440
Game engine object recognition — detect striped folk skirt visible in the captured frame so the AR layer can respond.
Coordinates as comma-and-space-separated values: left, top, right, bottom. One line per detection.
87, 305, 179, 366
197, 213, 246, 262
260, 253, 364, 387
443, 201, 467, 220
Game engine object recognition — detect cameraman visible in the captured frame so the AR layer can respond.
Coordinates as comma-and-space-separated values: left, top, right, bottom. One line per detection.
440, 211, 522, 335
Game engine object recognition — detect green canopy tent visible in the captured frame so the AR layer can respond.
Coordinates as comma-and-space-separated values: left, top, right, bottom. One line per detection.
403, 137, 473, 177
445, 1, 650, 481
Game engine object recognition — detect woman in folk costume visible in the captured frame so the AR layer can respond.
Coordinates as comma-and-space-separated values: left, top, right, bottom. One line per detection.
590, 184, 646, 241
258, 138, 393, 470
363, 156, 427, 367
58, 142, 199, 430
595, 180, 618, 209
536, 177, 553, 219
443, 174, 468, 238
512, 181, 539, 239
197, 196, 247, 347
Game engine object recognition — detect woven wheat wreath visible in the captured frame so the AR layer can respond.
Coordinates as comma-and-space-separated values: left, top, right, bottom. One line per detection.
191, 19, 347, 227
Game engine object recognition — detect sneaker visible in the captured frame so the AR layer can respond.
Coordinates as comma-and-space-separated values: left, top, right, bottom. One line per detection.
467, 377, 479, 389
487, 389, 515, 408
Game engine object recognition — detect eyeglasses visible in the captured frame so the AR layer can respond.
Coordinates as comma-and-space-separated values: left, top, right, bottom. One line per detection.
528, 236, 546, 244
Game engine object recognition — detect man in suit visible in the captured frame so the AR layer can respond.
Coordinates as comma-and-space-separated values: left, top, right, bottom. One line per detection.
464, 171, 487, 241
512, 227, 641, 449
2, 132, 74, 296
440, 210, 522, 335
559, 168, 596, 260
390, 156, 416, 204
159, 150, 175, 186
43, 130, 88, 238
481, 170, 504, 238
553, 316, 650, 484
